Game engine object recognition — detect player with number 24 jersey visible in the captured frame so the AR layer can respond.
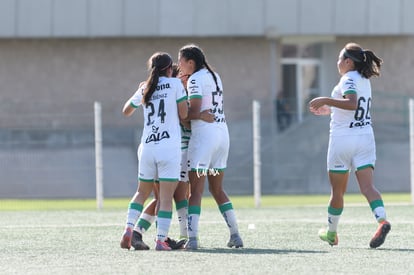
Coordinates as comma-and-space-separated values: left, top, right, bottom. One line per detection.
129, 77, 187, 148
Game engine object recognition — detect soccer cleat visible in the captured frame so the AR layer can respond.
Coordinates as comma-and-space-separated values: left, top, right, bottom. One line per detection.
184, 237, 199, 250
120, 228, 133, 250
165, 237, 186, 250
227, 233, 244, 248
318, 228, 338, 246
369, 220, 391, 249
131, 231, 150, 250
155, 240, 172, 251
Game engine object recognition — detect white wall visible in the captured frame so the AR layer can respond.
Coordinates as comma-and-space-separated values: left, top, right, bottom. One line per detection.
1, 0, 414, 38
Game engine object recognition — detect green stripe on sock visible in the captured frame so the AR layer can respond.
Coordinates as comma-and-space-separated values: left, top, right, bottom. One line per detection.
137, 219, 152, 231
175, 199, 188, 210
129, 202, 143, 212
188, 205, 201, 215
369, 199, 384, 211
328, 206, 343, 215
219, 202, 233, 213
158, 211, 172, 219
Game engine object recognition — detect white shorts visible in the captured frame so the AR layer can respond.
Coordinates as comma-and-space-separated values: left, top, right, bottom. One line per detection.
188, 126, 229, 171
138, 145, 181, 181
327, 134, 376, 173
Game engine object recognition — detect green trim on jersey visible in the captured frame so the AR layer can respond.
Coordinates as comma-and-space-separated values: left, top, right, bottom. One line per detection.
329, 169, 349, 174
357, 164, 374, 171
176, 96, 187, 103
189, 94, 202, 100
158, 177, 179, 182
344, 90, 357, 95
130, 101, 139, 108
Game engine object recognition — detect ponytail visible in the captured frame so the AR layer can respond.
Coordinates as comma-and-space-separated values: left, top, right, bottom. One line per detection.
204, 60, 220, 91
142, 52, 172, 106
344, 43, 383, 79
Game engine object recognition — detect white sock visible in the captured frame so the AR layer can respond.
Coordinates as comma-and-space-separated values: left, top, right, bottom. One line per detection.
176, 207, 188, 238
373, 206, 387, 222
327, 214, 341, 232
222, 209, 239, 235
156, 217, 172, 242
187, 214, 200, 238
126, 209, 141, 229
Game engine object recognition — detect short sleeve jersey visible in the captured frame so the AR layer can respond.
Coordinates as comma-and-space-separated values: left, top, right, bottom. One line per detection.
330, 70, 374, 136
130, 76, 187, 147
187, 68, 227, 130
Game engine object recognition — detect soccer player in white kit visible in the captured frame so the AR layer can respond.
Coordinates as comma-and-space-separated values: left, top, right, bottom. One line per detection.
120, 52, 188, 251
128, 64, 213, 250
309, 42, 390, 248
178, 44, 243, 249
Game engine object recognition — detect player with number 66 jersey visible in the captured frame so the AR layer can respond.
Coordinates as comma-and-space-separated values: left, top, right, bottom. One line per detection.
309, 42, 391, 249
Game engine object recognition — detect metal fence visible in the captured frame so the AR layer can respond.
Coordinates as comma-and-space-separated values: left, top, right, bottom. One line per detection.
0, 92, 410, 200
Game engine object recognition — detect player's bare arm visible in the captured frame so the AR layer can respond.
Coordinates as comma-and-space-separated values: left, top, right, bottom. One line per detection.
309, 94, 357, 111
122, 98, 136, 117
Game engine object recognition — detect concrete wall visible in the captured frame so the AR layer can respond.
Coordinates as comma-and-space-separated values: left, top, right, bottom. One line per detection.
1, 37, 414, 129
0, 38, 272, 129
1, 0, 414, 38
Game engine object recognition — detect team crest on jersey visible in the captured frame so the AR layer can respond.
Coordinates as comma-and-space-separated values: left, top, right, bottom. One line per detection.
145, 125, 170, 144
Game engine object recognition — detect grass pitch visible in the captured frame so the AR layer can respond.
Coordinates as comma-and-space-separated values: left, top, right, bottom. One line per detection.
0, 194, 413, 274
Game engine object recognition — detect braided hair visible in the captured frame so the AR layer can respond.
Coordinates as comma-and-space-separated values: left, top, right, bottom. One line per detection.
142, 52, 172, 106
343, 42, 383, 79
178, 44, 220, 91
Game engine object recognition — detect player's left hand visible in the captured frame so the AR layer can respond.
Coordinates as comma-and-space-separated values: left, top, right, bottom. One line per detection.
200, 109, 215, 123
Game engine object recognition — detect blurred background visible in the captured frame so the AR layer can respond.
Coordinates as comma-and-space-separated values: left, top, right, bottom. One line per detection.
0, 0, 412, 199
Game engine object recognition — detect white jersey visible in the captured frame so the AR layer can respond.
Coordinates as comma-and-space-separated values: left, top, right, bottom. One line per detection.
187, 68, 227, 131
187, 68, 229, 171
330, 70, 374, 137
130, 77, 187, 148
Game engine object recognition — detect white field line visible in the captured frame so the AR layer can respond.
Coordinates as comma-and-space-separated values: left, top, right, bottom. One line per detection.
1, 218, 414, 229
0, 203, 412, 229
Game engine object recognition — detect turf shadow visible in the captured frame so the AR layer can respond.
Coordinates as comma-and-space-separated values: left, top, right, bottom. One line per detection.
181, 248, 327, 255
367, 247, 414, 252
